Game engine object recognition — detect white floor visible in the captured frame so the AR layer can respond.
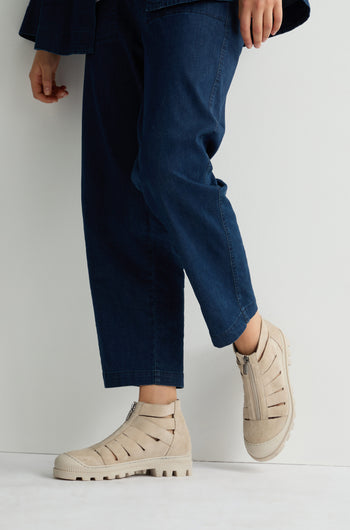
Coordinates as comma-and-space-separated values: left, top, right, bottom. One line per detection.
0, 452, 348, 530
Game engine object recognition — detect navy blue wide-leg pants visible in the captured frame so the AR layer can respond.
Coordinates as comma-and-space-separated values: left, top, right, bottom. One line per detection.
81, 0, 258, 388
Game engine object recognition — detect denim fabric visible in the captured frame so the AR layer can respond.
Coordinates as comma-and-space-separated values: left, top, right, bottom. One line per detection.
18, 0, 311, 56
80, 0, 262, 389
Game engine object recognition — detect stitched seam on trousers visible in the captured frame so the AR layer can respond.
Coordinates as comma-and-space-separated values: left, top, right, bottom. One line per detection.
217, 187, 246, 328
211, 8, 251, 334
210, 305, 245, 342
147, 213, 157, 377
103, 369, 184, 375
146, 10, 227, 25
214, 6, 243, 316
208, 7, 229, 112
220, 299, 257, 338
203, 157, 214, 186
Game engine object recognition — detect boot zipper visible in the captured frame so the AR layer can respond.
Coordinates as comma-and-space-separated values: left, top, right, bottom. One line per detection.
125, 401, 137, 421
243, 355, 261, 420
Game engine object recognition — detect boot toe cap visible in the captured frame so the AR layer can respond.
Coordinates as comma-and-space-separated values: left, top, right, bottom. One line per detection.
54, 449, 103, 471
244, 415, 293, 460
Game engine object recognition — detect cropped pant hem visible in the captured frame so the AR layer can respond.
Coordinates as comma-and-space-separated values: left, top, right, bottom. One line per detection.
210, 299, 259, 348
103, 369, 184, 389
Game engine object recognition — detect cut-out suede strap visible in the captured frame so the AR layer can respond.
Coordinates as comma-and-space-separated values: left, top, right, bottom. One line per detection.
139, 400, 176, 417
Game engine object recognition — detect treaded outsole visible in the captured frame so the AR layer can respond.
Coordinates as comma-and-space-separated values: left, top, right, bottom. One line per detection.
53, 456, 193, 481
53, 468, 192, 480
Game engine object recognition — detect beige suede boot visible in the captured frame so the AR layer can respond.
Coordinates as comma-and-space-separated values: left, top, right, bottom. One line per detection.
233, 317, 295, 461
53, 398, 192, 480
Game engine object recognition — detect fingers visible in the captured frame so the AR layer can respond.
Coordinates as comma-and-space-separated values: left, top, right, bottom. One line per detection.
29, 51, 68, 104
52, 80, 69, 100
30, 74, 69, 103
239, 0, 283, 49
271, 2, 283, 37
30, 73, 64, 103
55, 85, 69, 99
42, 64, 53, 96
240, 9, 254, 49
251, 5, 264, 48
29, 71, 54, 103
262, 7, 273, 42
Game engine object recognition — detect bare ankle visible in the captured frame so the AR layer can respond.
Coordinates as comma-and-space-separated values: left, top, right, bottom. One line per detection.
233, 311, 262, 355
138, 384, 177, 405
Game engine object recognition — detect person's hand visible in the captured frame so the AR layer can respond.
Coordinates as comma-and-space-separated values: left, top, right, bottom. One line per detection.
29, 50, 69, 103
238, 0, 283, 49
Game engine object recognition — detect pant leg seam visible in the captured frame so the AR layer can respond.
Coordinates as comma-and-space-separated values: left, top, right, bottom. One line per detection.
210, 8, 250, 326
147, 211, 158, 378
210, 299, 258, 346
103, 369, 183, 375
222, 299, 257, 337
217, 184, 249, 319
103, 369, 184, 388
208, 7, 229, 112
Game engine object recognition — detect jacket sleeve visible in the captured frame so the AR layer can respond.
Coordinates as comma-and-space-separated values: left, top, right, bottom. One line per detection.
18, 0, 42, 43
17, 0, 97, 55
18, 0, 310, 54
276, 0, 310, 37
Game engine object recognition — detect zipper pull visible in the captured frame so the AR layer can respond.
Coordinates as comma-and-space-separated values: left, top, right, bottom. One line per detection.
125, 401, 137, 421
243, 355, 250, 375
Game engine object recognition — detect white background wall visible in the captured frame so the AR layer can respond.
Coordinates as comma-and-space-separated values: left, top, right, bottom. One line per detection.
1, 1, 349, 466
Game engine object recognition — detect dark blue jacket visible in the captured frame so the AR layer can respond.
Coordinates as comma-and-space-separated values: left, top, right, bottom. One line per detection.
18, 0, 311, 56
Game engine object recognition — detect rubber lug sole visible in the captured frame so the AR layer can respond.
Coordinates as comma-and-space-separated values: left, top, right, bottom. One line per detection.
53, 455, 192, 481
